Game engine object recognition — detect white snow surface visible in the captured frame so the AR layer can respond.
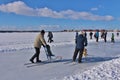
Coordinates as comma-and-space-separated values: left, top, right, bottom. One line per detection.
0, 32, 120, 80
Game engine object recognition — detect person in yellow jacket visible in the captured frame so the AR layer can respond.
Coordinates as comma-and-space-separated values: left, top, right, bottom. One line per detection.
30, 30, 47, 63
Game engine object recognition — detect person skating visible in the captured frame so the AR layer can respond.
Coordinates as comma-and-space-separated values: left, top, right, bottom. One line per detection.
103, 31, 107, 42
75, 31, 79, 44
30, 30, 47, 63
101, 32, 104, 39
117, 32, 119, 37
48, 31, 53, 43
94, 30, 99, 42
111, 33, 115, 43
89, 31, 93, 39
84, 31, 87, 38
73, 31, 88, 63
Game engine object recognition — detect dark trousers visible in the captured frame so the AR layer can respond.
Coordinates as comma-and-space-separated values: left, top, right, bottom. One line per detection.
90, 35, 92, 39
48, 37, 53, 43
30, 47, 40, 61
96, 37, 99, 42
104, 37, 107, 42
111, 38, 115, 43
73, 48, 84, 63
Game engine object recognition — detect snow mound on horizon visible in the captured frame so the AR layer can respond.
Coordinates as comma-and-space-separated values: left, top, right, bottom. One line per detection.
62, 56, 120, 80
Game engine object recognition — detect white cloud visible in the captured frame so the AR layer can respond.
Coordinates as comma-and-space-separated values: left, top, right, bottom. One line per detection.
0, 25, 61, 31
0, 1, 114, 21
91, 8, 98, 11
0, 1, 35, 16
36, 7, 63, 18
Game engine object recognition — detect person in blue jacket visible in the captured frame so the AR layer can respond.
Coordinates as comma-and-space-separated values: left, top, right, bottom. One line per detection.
73, 31, 88, 63
94, 30, 99, 42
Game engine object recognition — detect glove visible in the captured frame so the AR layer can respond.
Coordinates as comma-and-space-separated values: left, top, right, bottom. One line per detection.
43, 44, 46, 47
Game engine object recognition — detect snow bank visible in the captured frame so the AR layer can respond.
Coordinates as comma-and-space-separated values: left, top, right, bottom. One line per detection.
63, 57, 120, 80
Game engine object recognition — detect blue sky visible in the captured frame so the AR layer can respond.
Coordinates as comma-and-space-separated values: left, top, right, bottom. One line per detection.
0, 0, 120, 31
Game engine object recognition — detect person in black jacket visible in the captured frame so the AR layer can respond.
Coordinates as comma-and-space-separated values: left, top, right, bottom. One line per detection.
103, 31, 107, 42
89, 31, 93, 39
73, 31, 88, 63
75, 31, 79, 44
48, 31, 53, 43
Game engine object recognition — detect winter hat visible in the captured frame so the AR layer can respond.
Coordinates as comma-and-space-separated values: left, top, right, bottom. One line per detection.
41, 30, 45, 33
79, 31, 84, 35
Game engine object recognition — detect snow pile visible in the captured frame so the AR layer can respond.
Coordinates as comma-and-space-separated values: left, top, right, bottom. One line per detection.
63, 57, 120, 80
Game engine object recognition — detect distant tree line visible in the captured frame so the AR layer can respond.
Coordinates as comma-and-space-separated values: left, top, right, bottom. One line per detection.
0, 29, 119, 33
0, 30, 41, 33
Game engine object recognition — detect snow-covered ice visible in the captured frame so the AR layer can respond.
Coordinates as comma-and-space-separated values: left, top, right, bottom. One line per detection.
0, 32, 120, 80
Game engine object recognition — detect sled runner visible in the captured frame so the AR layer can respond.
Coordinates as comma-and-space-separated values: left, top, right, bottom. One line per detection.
24, 45, 62, 67
25, 57, 62, 68
44, 45, 62, 61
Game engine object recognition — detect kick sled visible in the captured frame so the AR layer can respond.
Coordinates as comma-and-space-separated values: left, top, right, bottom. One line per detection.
24, 45, 62, 67
44, 45, 62, 62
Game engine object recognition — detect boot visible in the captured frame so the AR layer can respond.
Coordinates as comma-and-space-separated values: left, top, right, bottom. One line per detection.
36, 60, 42, 63
30, 59, 34, 63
